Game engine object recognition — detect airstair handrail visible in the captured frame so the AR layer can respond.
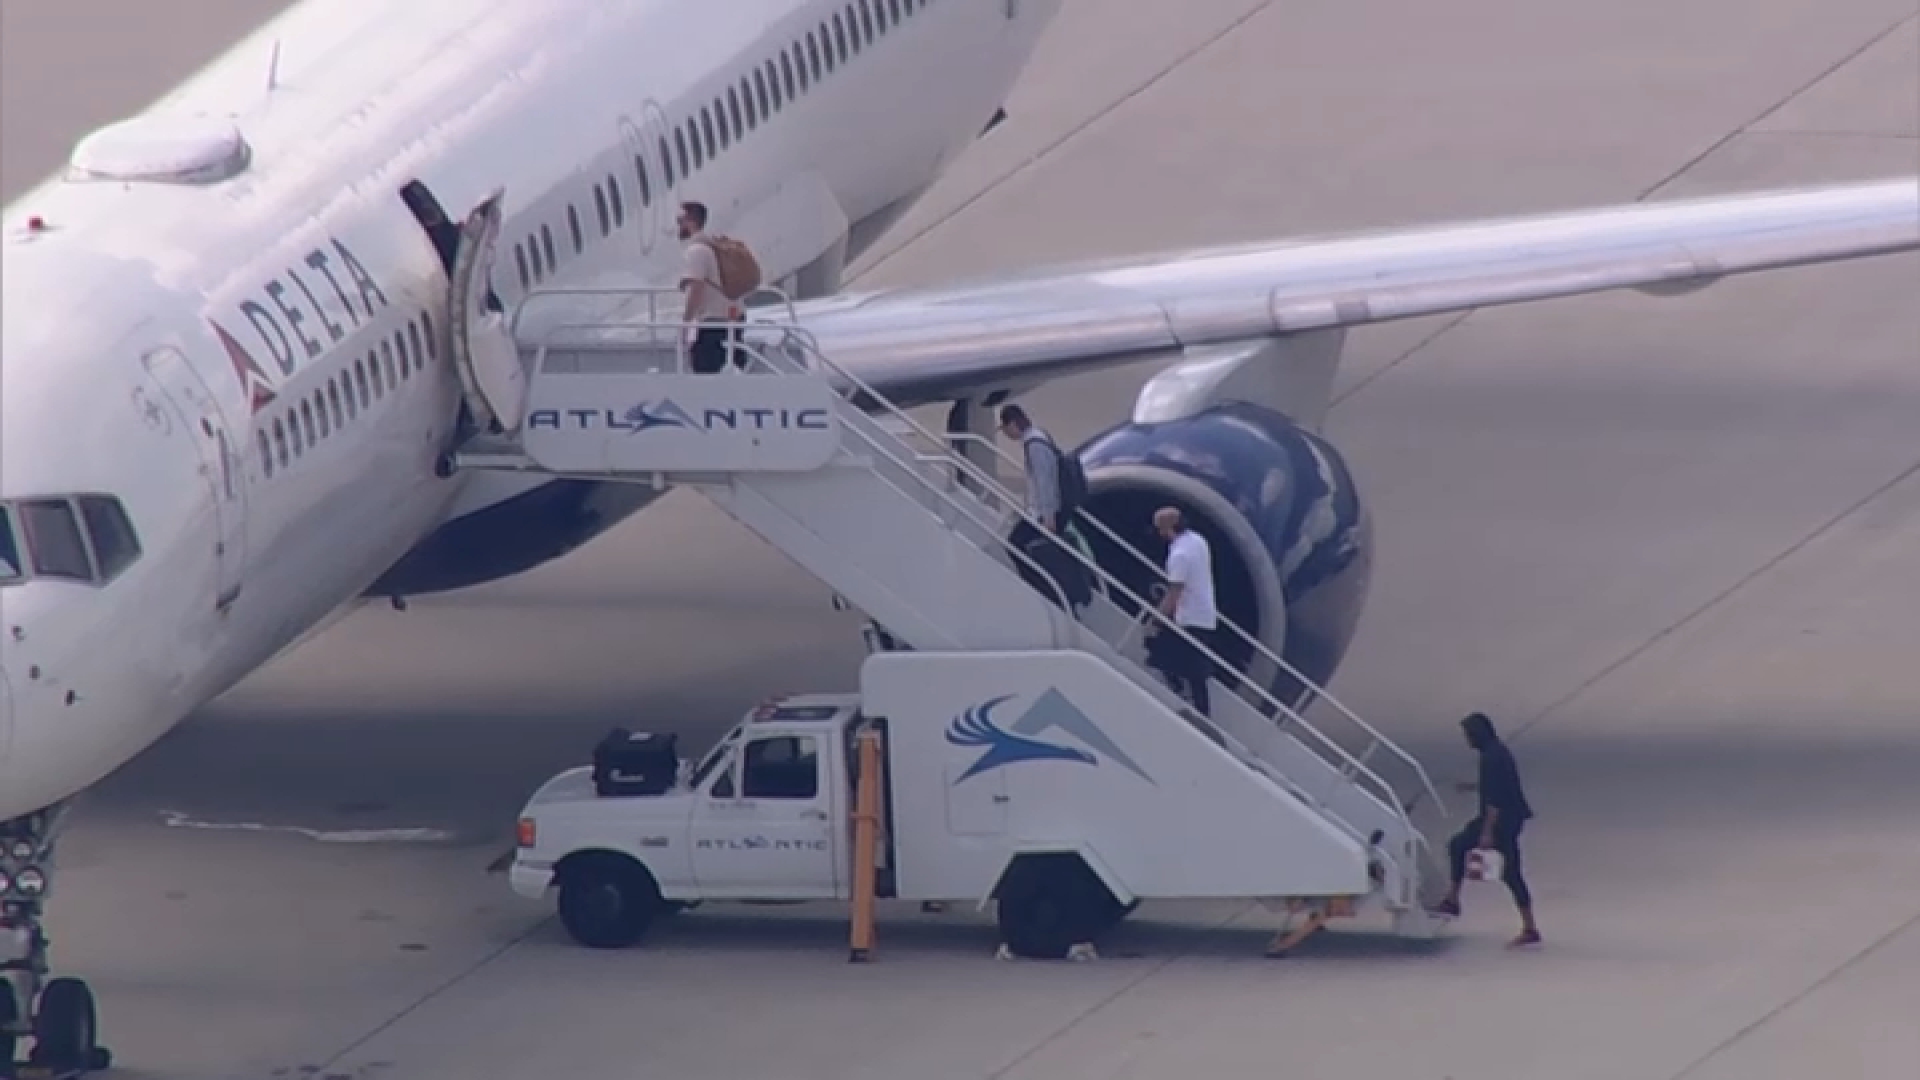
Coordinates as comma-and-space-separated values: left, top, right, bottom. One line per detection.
734, 322, 1423, 844
504, 287, 1431, 867
933, 431, 1445, 819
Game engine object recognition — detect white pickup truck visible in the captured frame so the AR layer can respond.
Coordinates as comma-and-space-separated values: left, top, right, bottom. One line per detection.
508, 650, 1436, 959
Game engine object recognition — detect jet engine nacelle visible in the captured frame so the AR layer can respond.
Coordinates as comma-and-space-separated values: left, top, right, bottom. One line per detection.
1072, 400, 1374, 707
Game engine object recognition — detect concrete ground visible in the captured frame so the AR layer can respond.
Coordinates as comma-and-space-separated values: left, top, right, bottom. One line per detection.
5, 0, 1918, 1077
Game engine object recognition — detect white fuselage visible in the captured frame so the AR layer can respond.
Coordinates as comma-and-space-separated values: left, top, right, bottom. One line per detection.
0, 0, 1061, 820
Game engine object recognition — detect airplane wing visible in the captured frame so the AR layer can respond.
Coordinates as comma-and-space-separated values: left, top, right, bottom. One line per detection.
787, 178, 1919, 409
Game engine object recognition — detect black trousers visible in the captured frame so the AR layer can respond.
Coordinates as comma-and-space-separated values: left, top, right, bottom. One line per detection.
1008, 519, 1090, 613
1152, 624, 1221, 715
689, 323, 743, 373
1448, 814, 1533, 908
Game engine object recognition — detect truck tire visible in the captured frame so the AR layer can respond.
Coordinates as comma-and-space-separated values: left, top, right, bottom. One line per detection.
556, 853, 664, 949
996, 855, 1124, 960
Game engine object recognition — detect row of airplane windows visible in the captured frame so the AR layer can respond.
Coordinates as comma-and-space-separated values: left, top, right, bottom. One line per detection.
0, 494, 142, 587
255, 310, 437, 479
511, 0, 937, 291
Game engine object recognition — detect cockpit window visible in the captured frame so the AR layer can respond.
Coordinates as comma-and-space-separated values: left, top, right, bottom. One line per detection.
16, 499, 92, 580
0, 506, 21, 582
0, 494, 142, 585
78, 496, 141, 580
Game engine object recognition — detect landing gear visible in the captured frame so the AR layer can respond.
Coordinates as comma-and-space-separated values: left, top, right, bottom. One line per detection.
2, 808, 111, 1079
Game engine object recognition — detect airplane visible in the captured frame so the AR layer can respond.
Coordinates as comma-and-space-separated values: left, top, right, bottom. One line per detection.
1, 0, 1915, 1069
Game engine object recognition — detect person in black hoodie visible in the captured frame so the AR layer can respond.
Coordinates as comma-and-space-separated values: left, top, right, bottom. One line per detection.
1432, 712, 1541, 947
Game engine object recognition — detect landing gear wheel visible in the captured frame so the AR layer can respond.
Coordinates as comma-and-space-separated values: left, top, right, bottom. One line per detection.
556, 855, 663, 949
996, 857, 1125, 960
2, 984, 19, 1078
28, 978, 108, 1075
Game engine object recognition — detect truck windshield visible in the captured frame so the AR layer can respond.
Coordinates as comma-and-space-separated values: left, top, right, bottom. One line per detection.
689, 730, 740, 790
0, 505, 20, 583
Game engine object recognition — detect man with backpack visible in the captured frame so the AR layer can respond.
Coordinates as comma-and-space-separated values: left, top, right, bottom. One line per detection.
677, 201, 761, 374
998, 404, 1092, 612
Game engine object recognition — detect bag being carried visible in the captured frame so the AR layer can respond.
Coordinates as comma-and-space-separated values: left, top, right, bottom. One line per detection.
1034, 431, 1088, 518
702, 235, 762, 301
1465, 847, 1505, 882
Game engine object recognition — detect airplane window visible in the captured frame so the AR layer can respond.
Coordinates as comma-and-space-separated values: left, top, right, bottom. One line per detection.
888, 0, 901, 29
634, 155, 651, 207
315, 391, 332, 437
17, 498, 92, 581
338, 375, 356, 421
408, 320, 425, 368
781, 51, 797, 98
591, 185, 607, 236
855, 4, 872, 48
300, 400, 316, 444
288, 410, 304, 455
381, 341, 396, 387
77, 495, 140, 581
273, 418, 288, 467
328, 379, 345, 427
807, 34, 821, 81
567, 204, 583, 252
607, 176, 624, 226
514, 243, 530, 289
727, 87, 743, 138
541, 224, 557, 267
699, 108, 716, 161
658, 137, 675, 189
833, 14, 848, 61
394, 329, 412, 377
0, 506, 21, 582
422, 311, 436, 359
755, 67, 771, 116
257, 430, 273, 477
743, 736, 819, 800
354, 360, 370, 408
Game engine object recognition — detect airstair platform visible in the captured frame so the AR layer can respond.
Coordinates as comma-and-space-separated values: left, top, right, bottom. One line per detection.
452, 284, 1454, 939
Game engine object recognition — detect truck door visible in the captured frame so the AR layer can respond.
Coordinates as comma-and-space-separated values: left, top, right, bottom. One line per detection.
445, 188, 529, 434
691, 733, 840, 898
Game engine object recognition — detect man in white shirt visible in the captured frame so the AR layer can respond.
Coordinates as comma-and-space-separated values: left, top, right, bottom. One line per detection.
1152, 506, 1221, 714
677, 201, 739, 373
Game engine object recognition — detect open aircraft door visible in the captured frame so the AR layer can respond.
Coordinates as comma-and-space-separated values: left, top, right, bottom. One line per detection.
448, 188, 528, 434
634, 100, 673, 256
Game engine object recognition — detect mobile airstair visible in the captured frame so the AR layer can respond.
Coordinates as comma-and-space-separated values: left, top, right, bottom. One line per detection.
452, 283, 1453, 940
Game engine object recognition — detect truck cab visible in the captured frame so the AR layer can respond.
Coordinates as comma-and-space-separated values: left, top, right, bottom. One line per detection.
509, 694, 865, 947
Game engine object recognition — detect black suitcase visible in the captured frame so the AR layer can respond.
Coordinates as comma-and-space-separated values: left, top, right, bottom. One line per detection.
591, 728, 679, 796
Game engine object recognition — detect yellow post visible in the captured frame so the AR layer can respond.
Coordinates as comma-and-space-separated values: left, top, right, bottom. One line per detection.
848, 725, 882, 962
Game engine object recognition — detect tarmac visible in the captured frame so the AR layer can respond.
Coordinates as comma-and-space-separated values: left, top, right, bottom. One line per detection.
4, 0, 1918, 1077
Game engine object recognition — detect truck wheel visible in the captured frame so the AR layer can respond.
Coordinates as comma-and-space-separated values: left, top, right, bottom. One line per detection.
556, 854, 663, 949
996, 856, 1123, 960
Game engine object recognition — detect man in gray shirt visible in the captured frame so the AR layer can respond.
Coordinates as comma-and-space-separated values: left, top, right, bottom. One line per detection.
998, 404, 1088, 610
1000, 404, 1062, 531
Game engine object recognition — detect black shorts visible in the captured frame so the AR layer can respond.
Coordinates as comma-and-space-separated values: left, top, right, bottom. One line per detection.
689, 323, 742, 373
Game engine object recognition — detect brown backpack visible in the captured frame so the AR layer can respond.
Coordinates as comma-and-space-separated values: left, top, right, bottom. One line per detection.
702, 235, 762, 301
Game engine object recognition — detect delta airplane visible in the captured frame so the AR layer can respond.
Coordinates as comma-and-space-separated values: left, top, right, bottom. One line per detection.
1, 0, 1916, 1066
